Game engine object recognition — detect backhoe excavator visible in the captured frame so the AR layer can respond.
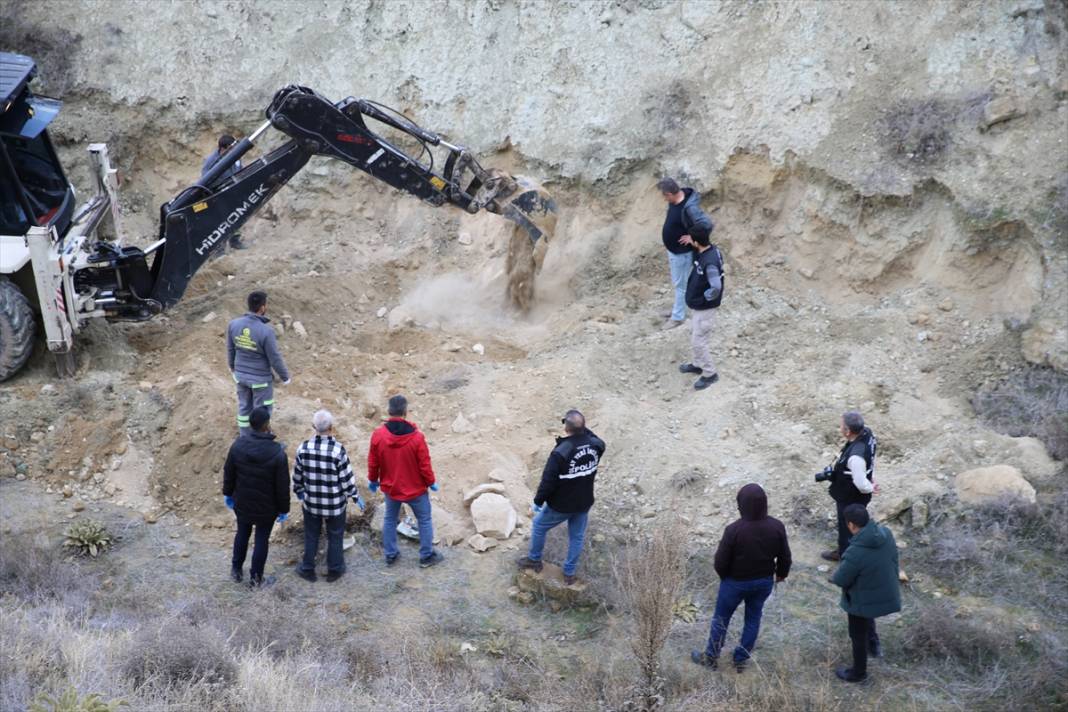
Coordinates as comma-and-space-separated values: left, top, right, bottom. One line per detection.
0, 52, 556, 381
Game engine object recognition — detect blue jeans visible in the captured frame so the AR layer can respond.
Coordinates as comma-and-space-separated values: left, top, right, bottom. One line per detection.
706, 576, 775, 663
383, 492, 434, 561
667, 250, 692, 322
300, 510, 346, 575
526, 505, 589, 576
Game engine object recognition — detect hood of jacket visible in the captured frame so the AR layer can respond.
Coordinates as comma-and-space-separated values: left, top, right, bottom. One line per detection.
736, 483, 768, 520
383, 417, 418, 445
849, 519, 887, 549
239, 430, 282, 463
682, 187, 701, 208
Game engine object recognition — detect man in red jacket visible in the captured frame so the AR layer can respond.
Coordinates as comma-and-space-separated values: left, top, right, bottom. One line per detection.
367, 394, 442, 568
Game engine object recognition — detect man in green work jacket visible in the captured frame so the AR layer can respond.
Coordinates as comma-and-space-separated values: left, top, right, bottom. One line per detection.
831, 503, 902, 683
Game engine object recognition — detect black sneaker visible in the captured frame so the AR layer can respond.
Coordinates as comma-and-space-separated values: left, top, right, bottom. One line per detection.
325, 570, 345, 583
385, 554, 399, 567
835, 666, 868, 683
678, 363, 703, 375
694, 373, 719, 390
821, 549, 842, 562
690, 651, 717, 669
296, 568, 317, 583
516, 556, 543, 573
230, 567, 243, 583
734, 660, 747, 673
229, 238, 248, 250
249, 574, 276, 589
419, 551, 444, 569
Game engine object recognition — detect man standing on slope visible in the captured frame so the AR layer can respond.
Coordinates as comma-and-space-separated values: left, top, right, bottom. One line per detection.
831, 504, 901, 683
227, 290, 291, 433
201, 133, 248, 251
517, 410, 606, 585
820, 411, 878, 562
691, 483, 791, 672
222, 406, 290, 588
677, 227, 724, 390
367, 395, 443, 568
657, 176, 714, 331
293, 409, 363, 583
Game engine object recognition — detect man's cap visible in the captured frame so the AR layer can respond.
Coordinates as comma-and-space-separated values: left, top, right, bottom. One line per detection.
249, 406, 271, 430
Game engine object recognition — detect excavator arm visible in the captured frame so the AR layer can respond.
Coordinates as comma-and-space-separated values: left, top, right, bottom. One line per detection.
77, 85, 556, 318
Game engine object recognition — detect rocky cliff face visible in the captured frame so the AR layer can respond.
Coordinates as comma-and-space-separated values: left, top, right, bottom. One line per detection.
3, 0, 1066, 363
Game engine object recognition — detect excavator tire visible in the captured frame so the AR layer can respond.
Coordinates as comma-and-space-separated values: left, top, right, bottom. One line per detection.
0, 278, 36, 382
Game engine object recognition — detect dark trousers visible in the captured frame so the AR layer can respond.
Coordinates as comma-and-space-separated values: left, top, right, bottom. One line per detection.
232, 515, 275, 579
705, 576, 775, 663
847, 614, 880, 677
300, 510, 346, 575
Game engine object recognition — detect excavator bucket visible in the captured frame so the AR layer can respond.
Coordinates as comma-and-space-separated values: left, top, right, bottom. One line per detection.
495, 174, 558, 244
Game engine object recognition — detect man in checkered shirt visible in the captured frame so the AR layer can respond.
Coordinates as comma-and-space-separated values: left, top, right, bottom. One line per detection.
293, 409, 364, 583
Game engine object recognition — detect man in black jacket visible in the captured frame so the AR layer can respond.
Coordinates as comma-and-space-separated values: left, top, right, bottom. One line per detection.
820, 411, 878, 562
222, 407, 290, 587
516, 410, 606, 585
677, 228, 724, 390
692, 483, 791, 672
657, 177, 714, 331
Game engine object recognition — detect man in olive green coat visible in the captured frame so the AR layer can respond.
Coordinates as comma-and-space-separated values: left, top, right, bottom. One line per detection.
830, 503, 901, 683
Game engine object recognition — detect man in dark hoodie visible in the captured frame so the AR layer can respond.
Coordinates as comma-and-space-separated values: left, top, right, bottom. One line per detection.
367, 395, 442, 568
657, 177, 714, 330
831, 504, 901, 683
677, 227, 724, 390
517, 410, 606, 585
222, 406, 290, 587
692, 483, 791, 671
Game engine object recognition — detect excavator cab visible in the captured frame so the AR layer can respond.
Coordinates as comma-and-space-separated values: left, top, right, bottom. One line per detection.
0, 53, 75, 239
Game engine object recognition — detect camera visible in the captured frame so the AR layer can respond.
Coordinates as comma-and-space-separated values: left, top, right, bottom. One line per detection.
814, 466, 834, 483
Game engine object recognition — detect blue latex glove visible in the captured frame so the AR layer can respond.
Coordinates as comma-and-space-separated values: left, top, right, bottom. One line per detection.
353, 495, 366, 512
296, 491, 305, 501
368, 481, 380, 493
224, 496, 235, 510
276, 513, 288, 524
429, 483, 439, 492
531, 501, 545, 515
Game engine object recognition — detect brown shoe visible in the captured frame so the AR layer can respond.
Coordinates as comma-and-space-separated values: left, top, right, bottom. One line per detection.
820, 549, 841, 562
661, 319, 684, 331
516, 556, 543, 573
564, 574, 578, 586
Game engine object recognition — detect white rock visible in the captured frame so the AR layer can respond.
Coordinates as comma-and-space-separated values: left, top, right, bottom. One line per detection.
955, 465, 1036, 505
470, 493, 517, 539
472, 343, 485, 355
451, 413, 474, 434
466, 533, 498, 552
292, 321, 308, 338
457, 232, 473, 246
463, 482, 506, 506
201, 311, 217, 323
376, 307, 388, 318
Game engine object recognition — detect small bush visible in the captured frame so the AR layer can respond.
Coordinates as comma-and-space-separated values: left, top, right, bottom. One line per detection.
63, 520, 113, 558
972, 366, 1068, 459
0, 536, 93, 607
614, 526, 687, 711
121, 619, 237, 689
29, 688, 126, 712
881, 98, 958, 164
899, 601, 1005, 669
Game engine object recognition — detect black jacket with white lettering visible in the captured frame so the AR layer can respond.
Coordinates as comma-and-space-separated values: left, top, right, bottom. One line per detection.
534, 429, 606, 513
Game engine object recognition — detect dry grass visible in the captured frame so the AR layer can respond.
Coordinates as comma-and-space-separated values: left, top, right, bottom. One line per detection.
972, 365, 1068, 459
614, 525, 687, 711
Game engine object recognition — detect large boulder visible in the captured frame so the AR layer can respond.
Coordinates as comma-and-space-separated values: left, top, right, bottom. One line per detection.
515, 563, 594, 606
954, 465, 1036, 505
470, 492, 517, 539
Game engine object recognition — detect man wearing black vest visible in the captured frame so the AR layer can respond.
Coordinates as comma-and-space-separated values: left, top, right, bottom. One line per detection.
820, 411, 878, 562
677, 227, 724, 390
517, 410, 606, 585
